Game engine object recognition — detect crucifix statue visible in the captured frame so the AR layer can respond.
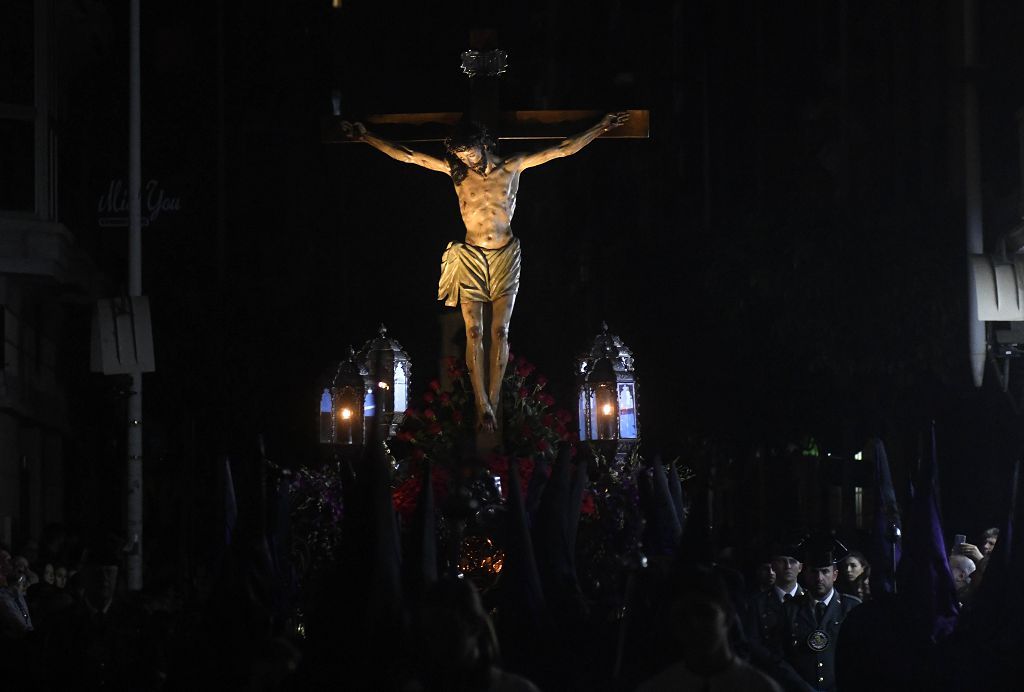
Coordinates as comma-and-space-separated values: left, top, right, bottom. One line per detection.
339, 112, 630, 431
326, 28, 648, 437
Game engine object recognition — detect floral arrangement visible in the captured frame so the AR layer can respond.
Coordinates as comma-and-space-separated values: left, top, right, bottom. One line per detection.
392, 354, 574, 467
285, 353, 627, 593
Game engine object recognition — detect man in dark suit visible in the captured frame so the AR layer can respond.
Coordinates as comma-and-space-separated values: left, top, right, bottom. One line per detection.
777, 541, 861, 691
744, 543, 805, 669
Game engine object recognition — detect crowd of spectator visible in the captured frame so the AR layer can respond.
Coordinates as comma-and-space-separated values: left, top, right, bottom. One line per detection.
0, 476, 1012, 690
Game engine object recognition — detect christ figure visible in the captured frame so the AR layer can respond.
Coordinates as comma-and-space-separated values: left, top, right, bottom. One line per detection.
342, 112, 629, 431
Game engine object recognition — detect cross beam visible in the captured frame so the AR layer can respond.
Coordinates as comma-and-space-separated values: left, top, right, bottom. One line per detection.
322, 109, 649, 144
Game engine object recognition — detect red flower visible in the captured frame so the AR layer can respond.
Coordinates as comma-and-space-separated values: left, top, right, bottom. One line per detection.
392, 477, 421, 519
541, 413, 554, 428
423, 409, 437, 421
538, 393, 555, 407
427, 423, 443, 436
430, 379, 441, 392
452, 410, 464, 424
444, 357, 466, 379
405, 408, 420, 420
518, 386, 530, 399
412, 448, 425, 461
439, 392, 451, 405
396, 431, 415, 442
580, 491, 596, 516
536, 375, 548, 388
536, 438, 551, 452
556, 410, 573, 424
423, 391, 435, 403
516, 362, 536, 377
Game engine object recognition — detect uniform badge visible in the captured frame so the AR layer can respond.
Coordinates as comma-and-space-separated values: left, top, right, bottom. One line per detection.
807, 630, 830, 652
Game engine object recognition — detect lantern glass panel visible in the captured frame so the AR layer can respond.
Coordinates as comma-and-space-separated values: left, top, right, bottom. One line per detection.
617, 383, 637, 439
319, 388, 334, 443
589, 389, 599, 440
595, 386, 617, 440
337, 386, 361, 445
578, 390, 588, 440
363, 389, 376, 418
394, 363, 409, 412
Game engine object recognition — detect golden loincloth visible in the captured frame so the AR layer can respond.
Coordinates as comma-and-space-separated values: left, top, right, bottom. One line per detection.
438, 237, 521, 307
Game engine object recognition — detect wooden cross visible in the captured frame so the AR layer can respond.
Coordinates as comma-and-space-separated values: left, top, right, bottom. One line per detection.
322, 108, 649, 144
322, 27, 648, 145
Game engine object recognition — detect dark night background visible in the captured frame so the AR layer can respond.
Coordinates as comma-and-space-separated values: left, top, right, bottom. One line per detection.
42, 1, 1024, 559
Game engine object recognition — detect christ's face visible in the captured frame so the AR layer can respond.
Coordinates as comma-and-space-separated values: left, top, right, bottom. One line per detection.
455, 145, 485, 168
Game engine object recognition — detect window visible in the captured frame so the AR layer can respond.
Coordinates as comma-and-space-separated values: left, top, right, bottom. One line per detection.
0, 119, 34, 211
0, 2, 34, 106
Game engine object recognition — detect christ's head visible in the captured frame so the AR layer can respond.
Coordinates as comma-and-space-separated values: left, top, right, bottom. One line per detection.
445, 124, 496, 182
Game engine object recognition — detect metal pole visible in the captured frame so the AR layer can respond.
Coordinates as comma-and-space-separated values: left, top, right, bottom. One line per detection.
126, 0, 144, 591
964, 0, 986, 387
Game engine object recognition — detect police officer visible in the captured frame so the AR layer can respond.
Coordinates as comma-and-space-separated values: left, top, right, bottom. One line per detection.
744, 542, 805, 669
777, 540, 861, 691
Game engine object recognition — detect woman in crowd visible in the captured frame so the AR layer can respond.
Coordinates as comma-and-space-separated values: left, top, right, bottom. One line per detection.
837, 550, 871, 602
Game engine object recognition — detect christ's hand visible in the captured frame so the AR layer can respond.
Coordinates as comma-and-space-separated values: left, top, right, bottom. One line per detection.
340, 120, 367, 141
603, 112, 630, 132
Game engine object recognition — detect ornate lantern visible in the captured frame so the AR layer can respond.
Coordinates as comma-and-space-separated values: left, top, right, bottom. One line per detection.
319, 346, 369, 447
576, 322, 640, 461
358, 324, 412, 439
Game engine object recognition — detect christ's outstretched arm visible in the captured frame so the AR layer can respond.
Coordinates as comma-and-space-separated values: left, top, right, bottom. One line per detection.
341, 121, 450, 174
515, 112, 630, 171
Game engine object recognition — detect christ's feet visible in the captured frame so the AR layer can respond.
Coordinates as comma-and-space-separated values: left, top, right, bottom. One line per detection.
478, 406, 497, 433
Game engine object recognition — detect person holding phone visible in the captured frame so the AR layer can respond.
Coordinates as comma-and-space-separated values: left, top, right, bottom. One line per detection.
952, 529, 995, 565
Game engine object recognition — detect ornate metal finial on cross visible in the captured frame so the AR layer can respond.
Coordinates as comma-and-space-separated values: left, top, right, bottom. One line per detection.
461, 49, 508, 78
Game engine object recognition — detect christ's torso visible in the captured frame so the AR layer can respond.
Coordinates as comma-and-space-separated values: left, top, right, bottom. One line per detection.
452, 159, 522, 249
